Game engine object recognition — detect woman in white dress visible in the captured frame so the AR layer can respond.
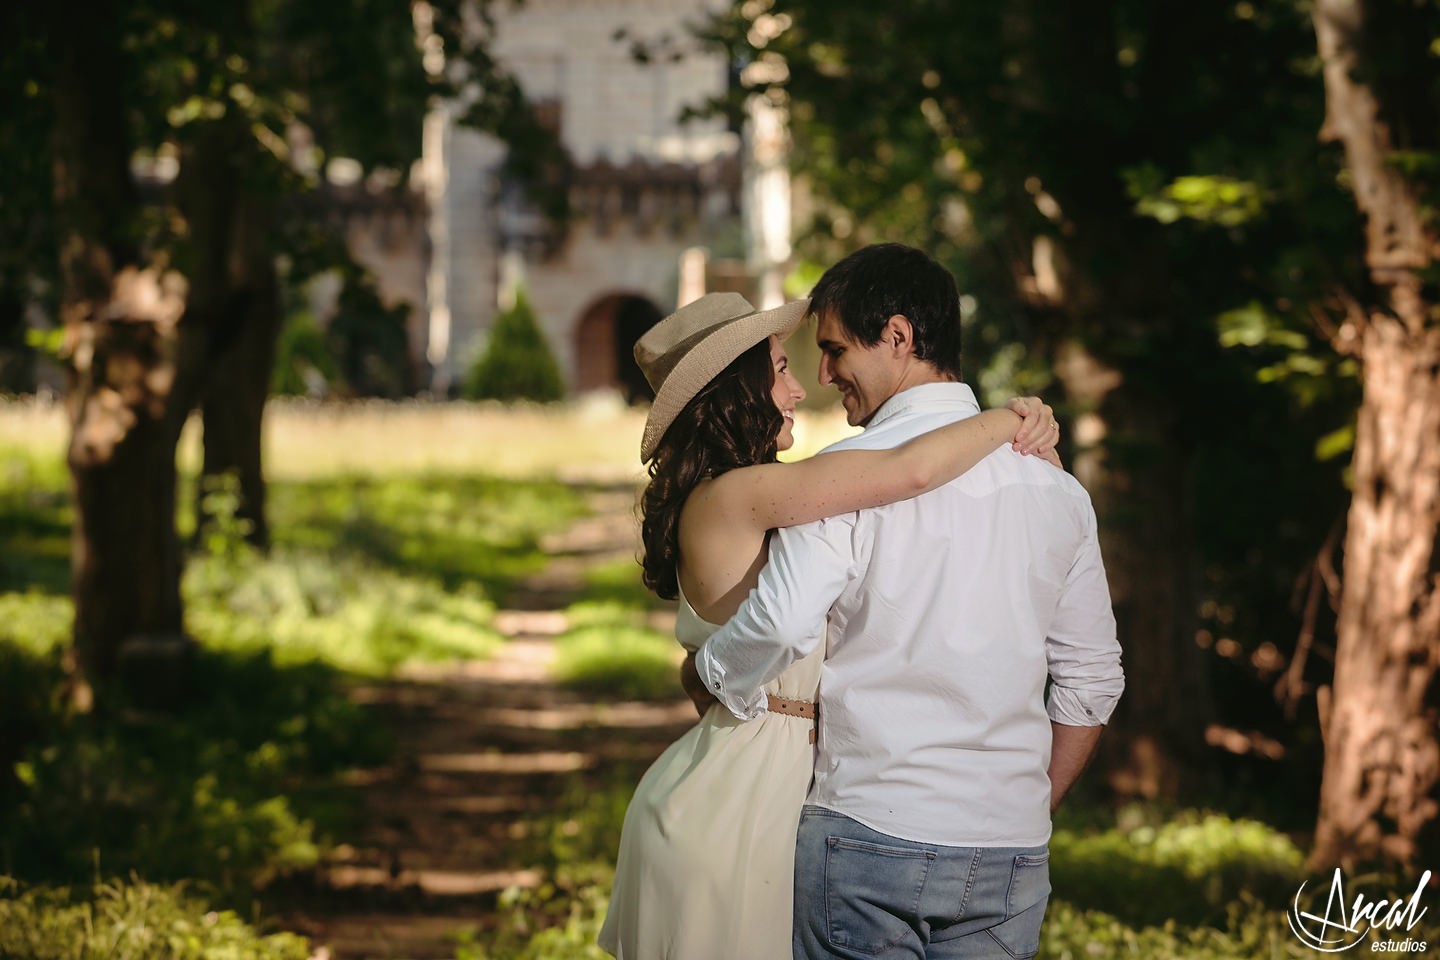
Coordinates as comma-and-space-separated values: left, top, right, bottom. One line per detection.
597, 293, 1058, 960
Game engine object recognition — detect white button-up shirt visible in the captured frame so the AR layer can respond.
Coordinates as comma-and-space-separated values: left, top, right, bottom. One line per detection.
695, 382, 1124, 847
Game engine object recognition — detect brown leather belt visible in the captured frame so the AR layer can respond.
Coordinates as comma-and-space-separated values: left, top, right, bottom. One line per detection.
769, 696, 818, 743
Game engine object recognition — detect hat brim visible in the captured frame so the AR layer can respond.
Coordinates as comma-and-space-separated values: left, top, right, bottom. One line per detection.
640, 299, 810, 462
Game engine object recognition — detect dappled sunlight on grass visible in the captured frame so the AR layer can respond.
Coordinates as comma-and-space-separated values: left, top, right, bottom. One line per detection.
0, 452, 71, 596
185, 548, 505, 676
0, 592, 71, 656
2, 645, 389, 897
269, 474, 588, 604
575, 556, 665, 610
551, 602, 682, 702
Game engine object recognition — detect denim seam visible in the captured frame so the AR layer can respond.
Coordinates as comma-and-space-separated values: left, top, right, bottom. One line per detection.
947, 846, 984, 925
1006, 854, 1049, 915
983, 854, 1048, 960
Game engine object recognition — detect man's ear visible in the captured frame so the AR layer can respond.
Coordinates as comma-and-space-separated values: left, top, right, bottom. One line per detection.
883, 314, 915, 356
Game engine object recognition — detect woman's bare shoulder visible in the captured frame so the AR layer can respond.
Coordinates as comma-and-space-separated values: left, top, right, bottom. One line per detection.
682, 467, 766, 526
678, 476, 769, 569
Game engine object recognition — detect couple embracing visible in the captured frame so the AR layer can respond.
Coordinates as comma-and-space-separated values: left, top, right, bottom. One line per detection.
598, 243, 1125, 960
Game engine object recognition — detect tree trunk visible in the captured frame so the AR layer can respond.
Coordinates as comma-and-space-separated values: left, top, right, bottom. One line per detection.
178, 120, 281, 551
1054, 335, 1213, 800
1309, 0, 1440, 869
197, 266, 279, 551
1020, 0, 1216, 799
53, 1, 203, 707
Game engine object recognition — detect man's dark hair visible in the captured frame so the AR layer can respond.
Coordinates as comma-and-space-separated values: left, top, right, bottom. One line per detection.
808, 243, 962, 378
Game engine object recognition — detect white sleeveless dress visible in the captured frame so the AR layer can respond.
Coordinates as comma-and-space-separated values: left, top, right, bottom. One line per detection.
598, 589, 824, 960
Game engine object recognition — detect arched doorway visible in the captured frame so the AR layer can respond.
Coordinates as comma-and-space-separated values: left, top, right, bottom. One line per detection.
572, 293, 662, 403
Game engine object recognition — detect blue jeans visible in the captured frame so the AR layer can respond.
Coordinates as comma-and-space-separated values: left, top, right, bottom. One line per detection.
793, 806, 1050, 960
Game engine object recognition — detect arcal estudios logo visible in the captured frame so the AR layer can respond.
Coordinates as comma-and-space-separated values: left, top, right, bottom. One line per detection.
1289, 868, 1433, 953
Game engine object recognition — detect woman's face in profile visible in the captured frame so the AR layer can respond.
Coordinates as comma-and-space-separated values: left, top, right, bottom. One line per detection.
768, 336, 806, 451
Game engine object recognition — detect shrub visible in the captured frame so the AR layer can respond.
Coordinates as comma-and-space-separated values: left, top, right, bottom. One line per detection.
273, 267, 413, 400
1039, 897, 1309, 960
270, 308, 338, 398
1049, 810, 1305, 928
463, 291, 565, 402
329, 271, 414, 398
0, 876, 310, 960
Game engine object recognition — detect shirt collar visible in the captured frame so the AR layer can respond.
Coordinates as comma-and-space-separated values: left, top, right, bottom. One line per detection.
864, 382, 981, 430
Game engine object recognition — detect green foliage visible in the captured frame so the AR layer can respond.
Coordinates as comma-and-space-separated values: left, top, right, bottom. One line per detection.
575, 557, 668, 610
473, 771, 635, 960
186, 549, 504, 675
468, 883, 613, 960
270, 309, 338, 397
21, 327, 64, 362
0, 6, 57, 389
0, 876, 309, 960
267, 473, 588, 604
194, 471, 256, 562
1040, 898, 1307, 960
551, 603, 680, 701
466, 782, 1319, 959
1126, 168, 1271, 227
272, 254, 416, 400
0, 451, 71, 594
0, 452, 591, 902
0, 0, 569, 400
463, 292, 566, 403
328, 268, 415, 398
186, 470, 513, 676
2, 641, 387, 895
0, 592, 70, 656
1050, 810, 1304, 927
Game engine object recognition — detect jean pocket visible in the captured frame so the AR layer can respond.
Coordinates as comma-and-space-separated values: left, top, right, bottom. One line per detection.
824, 837, 934, 956
986, 853, 1051, 959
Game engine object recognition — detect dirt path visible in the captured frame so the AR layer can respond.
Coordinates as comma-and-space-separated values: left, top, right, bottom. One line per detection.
277, 485, 691, 959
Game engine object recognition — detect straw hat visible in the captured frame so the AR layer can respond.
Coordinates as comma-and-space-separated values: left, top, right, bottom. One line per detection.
635, 292, 810, 462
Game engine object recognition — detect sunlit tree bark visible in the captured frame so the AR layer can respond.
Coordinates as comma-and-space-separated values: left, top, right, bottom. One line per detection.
53, 1, 201, 705
1309, 0, 1440, 869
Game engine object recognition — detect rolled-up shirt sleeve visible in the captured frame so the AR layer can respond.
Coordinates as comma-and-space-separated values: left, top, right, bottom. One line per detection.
695, 515, 857, 720
1045, 505, 1125, 726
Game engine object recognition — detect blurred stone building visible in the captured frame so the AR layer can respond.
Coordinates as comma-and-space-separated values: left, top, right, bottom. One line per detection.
349, 0, 791, 397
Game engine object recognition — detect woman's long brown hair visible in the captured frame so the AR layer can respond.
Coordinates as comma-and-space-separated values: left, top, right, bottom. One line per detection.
639, 339, 781, 600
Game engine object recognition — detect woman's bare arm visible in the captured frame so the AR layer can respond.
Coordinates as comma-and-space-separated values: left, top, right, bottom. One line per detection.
702, 400, 1057, 533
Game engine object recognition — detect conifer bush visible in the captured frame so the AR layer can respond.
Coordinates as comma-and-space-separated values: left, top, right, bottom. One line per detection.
463, 291, 565, 402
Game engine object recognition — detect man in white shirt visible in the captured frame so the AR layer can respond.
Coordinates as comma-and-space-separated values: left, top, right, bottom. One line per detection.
692, 244, 1125, 959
